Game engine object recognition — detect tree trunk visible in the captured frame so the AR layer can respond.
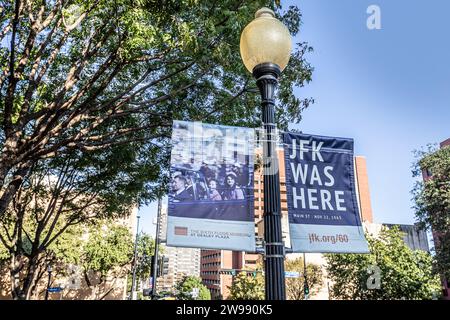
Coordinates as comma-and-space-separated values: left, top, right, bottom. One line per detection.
30, 264, 46, 300
10, 253, 23, 300
9, 251, 43, 300
0, 162, 31, 219
21, 254, 41, 300
0, 161, 13, 215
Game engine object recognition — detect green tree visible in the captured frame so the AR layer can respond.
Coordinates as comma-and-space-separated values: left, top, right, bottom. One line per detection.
125, 233, 165, 297
0, 216, 134, 299
83, 223, 133, 276
135, 233, 164, 280
228, 272, 264, 300
325, 227, 441, 300
0, 155, 148, 299
412, 144, 450, 281
285, 257, 323, 300
81, 222, 133, 299
0, 0, 313, 299
0, 0, 313, 221
175, 275, 210, 300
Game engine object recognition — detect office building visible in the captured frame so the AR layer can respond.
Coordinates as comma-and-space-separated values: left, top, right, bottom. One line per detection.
156, 204, 201, 293
156, 246, 201, 293
200, 250, 260, 299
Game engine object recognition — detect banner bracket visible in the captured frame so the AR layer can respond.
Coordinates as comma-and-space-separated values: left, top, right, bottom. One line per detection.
265, 242, 284, 246
265, 254, 284, 258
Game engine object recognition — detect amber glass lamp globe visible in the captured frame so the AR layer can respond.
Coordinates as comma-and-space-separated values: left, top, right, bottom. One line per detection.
240, 7, 292, 73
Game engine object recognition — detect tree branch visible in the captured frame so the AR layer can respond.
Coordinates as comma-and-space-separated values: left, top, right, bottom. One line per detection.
3, 0, 24, 138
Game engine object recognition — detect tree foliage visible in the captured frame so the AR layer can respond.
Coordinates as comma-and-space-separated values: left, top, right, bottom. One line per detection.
325, 227, 441, 300
175, 275, 210, 300
0, 238, 8, 262
0, 152, 145, 299
285, 257, 323, 300
228, 272, 264, 300
135, 233, 164, 280
82, 223, 133, 276
0, 215, 135, 299
0, 0, 314, 219
0, 0, 314, 299
412, 144, 450, 280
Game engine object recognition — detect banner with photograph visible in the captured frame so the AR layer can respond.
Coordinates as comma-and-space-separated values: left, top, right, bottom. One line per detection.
283, 132, 369, 253
166, 121, 256, 252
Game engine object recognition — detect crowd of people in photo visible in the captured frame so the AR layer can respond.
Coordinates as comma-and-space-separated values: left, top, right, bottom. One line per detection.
169, 160, 252, 203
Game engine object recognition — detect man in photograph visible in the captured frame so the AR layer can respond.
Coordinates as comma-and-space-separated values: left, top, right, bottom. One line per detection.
171, 175, 193, 202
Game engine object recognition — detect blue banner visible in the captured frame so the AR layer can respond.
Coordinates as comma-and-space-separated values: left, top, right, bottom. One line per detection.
166, 121, 256, 252
283, 132, 369, 253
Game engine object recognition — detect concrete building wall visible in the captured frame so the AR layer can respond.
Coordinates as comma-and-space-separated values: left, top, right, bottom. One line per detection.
200, 250, 222, 299
383, 223, 429, 252
355, 156, 374, 224
365, 222, 430, 252
220, 251, 235, 299
440, 138, 450, 148
155, 202, 202, 293
200, 249, 260, 300
157, 246, 201, 293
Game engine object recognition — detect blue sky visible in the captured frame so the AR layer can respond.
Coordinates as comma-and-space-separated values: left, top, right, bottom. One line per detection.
139, 0, 450, 234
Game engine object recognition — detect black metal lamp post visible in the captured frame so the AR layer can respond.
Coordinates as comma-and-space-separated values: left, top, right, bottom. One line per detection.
45, 264, 52, 300
240, 7, 292, 300
303, 252, 309, 299
130, 215, 140, 300
151, 198, 162, 299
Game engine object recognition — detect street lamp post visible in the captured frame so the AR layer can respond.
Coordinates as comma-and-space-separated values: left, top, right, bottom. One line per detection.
151, 197, 162, 299
303, 252, 309, 299
240, 7, 292, 300
45, 264, 52, 300
130, 215, 141, 300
